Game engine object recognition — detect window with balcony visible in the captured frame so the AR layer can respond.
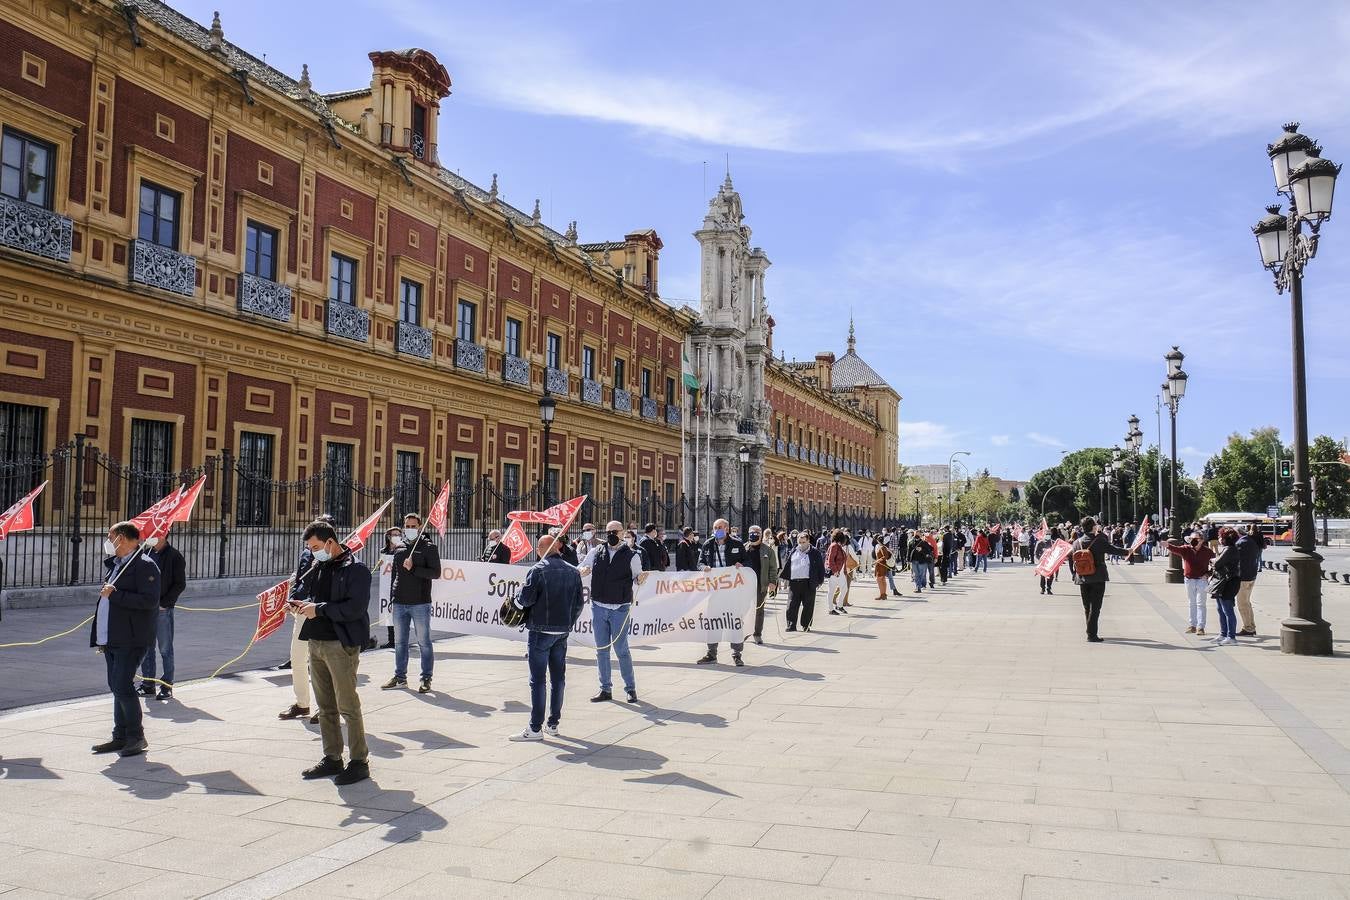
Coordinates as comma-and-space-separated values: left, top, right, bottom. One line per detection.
0, 401, 46, 519
245, 220, 278, 279
400, 279, 423, 325
665, 376, 675, 406
457, 299, 476, 342
505, 317, 522, 357
329, 253, 357, 303
1, 128, 54, 208
613, 357, 626, 389
138, 181, 180, 249
411, 102, 428, 160
127, 419, 174, 515
235, 431, 274, 527
546, 333, 562, 370
582, 346, 596, 380
641, 368, 652, 399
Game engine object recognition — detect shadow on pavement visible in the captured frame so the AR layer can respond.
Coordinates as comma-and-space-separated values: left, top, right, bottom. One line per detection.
1101, 637, 1192, 652
633, 660, 826, 681
335, 784, 447, 843
389, 729, 475, 751
143, 698, 223, 723
0, 756, 60, 779
408, 690, 495, 718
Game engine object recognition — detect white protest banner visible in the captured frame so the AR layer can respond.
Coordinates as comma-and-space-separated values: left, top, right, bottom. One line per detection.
377, 560, 756, 647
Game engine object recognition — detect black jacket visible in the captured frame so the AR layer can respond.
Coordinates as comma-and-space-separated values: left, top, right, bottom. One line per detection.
484, 540, 510, 564
557, 541, 579, 566
298, 550, 372, 648
781, 546, 826, 588
148, 543, 187, 608
638, 535, 666, 571
517, 555, 585, 633
90, 553, 161, 648
391, 535, 441, 604
675, 540, 700, 572
1071, 532, 1131, 584
1236, 534, 1265, 581
700, 537, 746, 569
1213, 545, 1241, 599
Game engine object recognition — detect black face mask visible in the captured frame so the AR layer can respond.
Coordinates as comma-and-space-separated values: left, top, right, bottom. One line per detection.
606, 531, 621, 546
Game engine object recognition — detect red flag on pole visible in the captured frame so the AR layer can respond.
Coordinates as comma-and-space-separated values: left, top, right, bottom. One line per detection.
129, 474, 207, 541
1036, 517, 1048, 543
507, 495, 586, 526
501, 519, 533, 563
427, 481, 451, 536
252, 498, 393, 642
1130, 516, 1151, 552
1035, 539, 1073, 578
0, 480, 45, 540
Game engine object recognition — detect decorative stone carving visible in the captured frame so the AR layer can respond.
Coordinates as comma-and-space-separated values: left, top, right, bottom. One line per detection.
237, 270, 290, 318
0, 195, 72, 262
545, 367, 569, 395
325, 302, 369, 342
131, 239, 196, 296
397, 321, 432, 359
503, 354, 530, 385
582, 378, 602, 405
454, 338, 485, 372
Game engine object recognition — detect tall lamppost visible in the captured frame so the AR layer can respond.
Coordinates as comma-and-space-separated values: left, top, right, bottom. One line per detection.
832, 467, 841, 524
538, 391, 556, 508
913, 488, 921, 524
738, 443, 751, 535
880, 479, 889, 524
1126, 415, 1142, 523
1251, 121, 1339, 655
1163, 347, 1187, 585
1111, 447, 1123, 524
948, 450, 971, 526
1097, 474, 1107, 523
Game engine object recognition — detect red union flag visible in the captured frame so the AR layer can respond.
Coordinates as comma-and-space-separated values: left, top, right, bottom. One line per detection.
253, 578, 293, 643
426, 481, 451, 536
1035, 539, 1074, 578
507, 495, 586, 527
0, 480, 46, 540
1036, 517, 1049, 543
129, 474, 206, 541
1130, 516, 1151, 552
344, 498, 394, 553
501, 519, 533, 563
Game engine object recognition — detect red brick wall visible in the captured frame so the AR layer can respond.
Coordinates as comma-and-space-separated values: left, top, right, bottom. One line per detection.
109, 351, 198, 468
222, 133, 300, 264
225, 373, 292, 465
0, 20, 91, 203
314, 389, 367, 481
312, 174, 376, 297
0, 329, 72, 442
110, 80, 208, 242
446, 234, 487, 289
387, 402, 431, 458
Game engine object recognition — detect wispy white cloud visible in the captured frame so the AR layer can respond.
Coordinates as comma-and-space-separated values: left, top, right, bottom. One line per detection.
900, 421, 961, 454
1026, 432, 1066, 448
991, 435, 1011, 447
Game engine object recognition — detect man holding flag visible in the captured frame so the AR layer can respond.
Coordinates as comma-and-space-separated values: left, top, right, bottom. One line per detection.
382, 512, 441, 694
90, 521, 160, 758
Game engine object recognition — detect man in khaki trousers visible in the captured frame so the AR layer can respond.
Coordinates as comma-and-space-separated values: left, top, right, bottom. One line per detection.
1234, 525, 1267, 637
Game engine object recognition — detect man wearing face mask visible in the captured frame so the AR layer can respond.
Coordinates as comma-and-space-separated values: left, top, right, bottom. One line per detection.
697, 518, 747, 664
292, 520, 373, 785
638, 523, 668, 572
279, 514, 335, 723
1165, 532, 1216, 636
578, 519, 646, 703
782, 532, 826, 632
482, 529, 511, 564
382, 514, 442, 694
575, 522, 601, 558
90, 522, 160, 757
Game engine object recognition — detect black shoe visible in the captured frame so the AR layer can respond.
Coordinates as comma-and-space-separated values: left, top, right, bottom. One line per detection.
381, 677, 407, 690
696, 653, 717, 664
753, 635, 763, 645
278, 704, 310, 720
838, 607, 848, 615
309, 713, 320, 724
590, 691, 612, 703
156, 687, 172, 701
1046, 590, 1053, 595
334, 759, 370, 785
626, 689, 639, 704
92, 740, 125, 754
828, 609, 840, 616
302, 756, 345, 779
277, 660, 292, 670
137, 683, 155, 697
363, 639, 377, 652
733, 654, 744, 667
119, 737, 148, 757
785, 625, 797, 632
1087, 636, 1104, 643
418, 678, 432, 694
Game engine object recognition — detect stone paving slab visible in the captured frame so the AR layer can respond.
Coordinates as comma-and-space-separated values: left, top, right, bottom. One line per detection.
0, 559, 1348, 899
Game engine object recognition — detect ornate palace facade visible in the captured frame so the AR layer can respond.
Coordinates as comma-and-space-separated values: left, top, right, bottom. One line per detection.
0, 0, 694, 527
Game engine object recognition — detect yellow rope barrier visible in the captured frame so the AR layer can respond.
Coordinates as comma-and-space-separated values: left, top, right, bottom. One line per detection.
0, 615, 95, 649
177, 602, 260, 612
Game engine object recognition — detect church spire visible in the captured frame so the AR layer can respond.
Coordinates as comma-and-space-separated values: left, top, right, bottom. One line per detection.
847, 316, 856, 353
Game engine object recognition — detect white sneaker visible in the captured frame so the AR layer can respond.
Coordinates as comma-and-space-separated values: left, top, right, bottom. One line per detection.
508, 727, 543, 742
543, 724, 560, 737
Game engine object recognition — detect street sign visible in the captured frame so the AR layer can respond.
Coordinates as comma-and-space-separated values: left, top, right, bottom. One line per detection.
1267, 505, 1280, 518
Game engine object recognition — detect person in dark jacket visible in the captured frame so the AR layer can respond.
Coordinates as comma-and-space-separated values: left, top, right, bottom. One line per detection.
1234, 525, 1267, 637
781, 532, 826, 631
507, 535, 586, 741
293, 521, 372, 785
638, 523, 667, 572
909, 532, 934, 593
137, 533, 186, 700
698, 518, 748, 664
579, 519, 646, 703
675, 527, 701, 571
482, 529, 510, 564
381, 514, 441, 694
1211, 528, 1243, 645
91, 521, 160, 758
1072, 517, 1133, 642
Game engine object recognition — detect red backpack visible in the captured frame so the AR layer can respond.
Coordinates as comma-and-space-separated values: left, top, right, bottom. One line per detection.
1071, 537, 1098, 577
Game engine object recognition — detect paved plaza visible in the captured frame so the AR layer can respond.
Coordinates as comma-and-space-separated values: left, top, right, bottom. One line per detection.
1, 561, 1349, 899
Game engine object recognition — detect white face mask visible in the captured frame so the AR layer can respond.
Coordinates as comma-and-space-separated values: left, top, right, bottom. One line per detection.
312, 547, 332, 563
403, 527, 420, 542
103, 538, 118, 556
581, 530, 595, 542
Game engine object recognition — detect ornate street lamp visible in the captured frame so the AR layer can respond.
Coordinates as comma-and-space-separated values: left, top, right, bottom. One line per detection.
538, 391, 556, 508
880, 479, 889, 522
1251, 122, 1340, 655
913, 488, 921, 524
948, 450, 971, 527
1162, 348, 1187, 584
738, 443, 751, 535
832, 467, 842, 523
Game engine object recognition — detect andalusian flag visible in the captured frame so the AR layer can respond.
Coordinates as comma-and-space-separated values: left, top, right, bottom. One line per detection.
682, 347, 700, 393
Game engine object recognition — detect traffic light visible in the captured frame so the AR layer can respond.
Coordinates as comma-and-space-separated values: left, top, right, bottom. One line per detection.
1280, 459, 1292, 479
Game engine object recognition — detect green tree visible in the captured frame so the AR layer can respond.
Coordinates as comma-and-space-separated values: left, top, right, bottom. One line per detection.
1311, 436, 1350, 517
1027, 445, 1200, 527
1200, 427, 1287, 515
964, 474, 1005, 521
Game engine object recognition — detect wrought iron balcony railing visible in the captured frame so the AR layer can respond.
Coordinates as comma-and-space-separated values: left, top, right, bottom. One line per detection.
581, 378, 603, 406
665, 404, 682, 427
545, 367, 569, 395
130, 239, 196, 296
325, 301, 369, 342
641, 397, 659, 420
397, 321, 433, 359
237, 271, 291, 320
503, 354, 530, 386
455, 339, 486, 373
0, 195, 72, 262
613, 387, 633, 413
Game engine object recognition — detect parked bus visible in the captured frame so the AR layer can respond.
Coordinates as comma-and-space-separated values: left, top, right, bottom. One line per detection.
1199, 512, 1294, 543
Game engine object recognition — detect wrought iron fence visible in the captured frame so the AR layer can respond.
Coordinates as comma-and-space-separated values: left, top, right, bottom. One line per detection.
1, 438, 917, 588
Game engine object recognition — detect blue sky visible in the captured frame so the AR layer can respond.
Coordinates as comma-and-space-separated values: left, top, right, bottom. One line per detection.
180, 0, 1350, 479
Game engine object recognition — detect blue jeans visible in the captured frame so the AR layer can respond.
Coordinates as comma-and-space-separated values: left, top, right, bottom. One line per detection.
912, 561, 928, 590
139, 608, 174, 685
393, 603, 433, 681
592, 604, 635, 693
527, 631, 568, 731
1216, 597, 1237, 638
975, 554, 988, 572
105, 646, 147, 741
886, 568, 899, 593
